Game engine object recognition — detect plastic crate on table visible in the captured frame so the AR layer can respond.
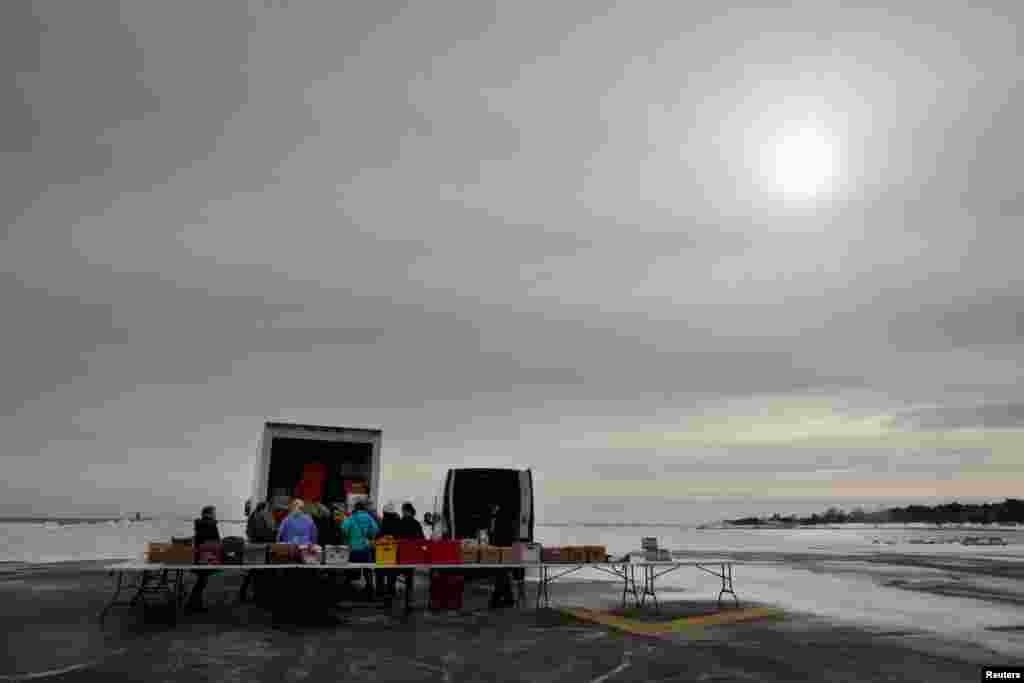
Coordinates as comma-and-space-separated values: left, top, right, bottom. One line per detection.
479, 545, 502, 564
511, 542, 541, 563
324, 545, 350, 565
398, 540, 430, 565
196, 542, 224, 565
270, 543, 298, 564
222, 537, 245, 564
297, 544, 323, 564
427, 540, 462, 565
243, 543, 269, 565
541, 547, 565, 563
375, 539, 399, 565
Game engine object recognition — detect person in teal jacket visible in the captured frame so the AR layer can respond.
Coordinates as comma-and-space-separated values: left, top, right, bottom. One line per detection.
341, 501, 379, 598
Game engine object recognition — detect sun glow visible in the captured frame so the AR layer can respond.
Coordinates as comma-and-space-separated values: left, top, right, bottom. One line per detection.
760, 120, 841, 202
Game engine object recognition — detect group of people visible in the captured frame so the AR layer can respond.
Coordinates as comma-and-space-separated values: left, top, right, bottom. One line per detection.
184, 496, 515, 617
239, 497, 425, 604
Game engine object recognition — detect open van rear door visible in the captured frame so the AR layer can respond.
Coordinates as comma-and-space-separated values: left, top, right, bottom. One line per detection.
519, 469, 534, 541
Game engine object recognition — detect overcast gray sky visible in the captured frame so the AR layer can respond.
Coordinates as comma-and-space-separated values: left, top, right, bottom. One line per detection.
3, 1, 1022, 523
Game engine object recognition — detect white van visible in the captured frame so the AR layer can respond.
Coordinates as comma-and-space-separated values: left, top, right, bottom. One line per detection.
430, 468, 535, 543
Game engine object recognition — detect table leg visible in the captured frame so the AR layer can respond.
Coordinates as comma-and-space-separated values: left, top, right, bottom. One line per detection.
717, 563, 739, 608
536, 566, 551, 609
99, 571, 126, 624
406, 570, 415, 616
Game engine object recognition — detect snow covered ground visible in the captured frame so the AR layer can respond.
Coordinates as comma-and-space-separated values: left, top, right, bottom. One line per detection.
2, 519, 1021, 657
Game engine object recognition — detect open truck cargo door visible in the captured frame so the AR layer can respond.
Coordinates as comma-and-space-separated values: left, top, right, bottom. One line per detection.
439, 467, 534, 542
519, 468, 534, 542
251, 422, 382, 511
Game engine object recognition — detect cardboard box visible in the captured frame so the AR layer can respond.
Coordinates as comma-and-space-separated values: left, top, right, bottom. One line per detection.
584, 545, 608, 563
497, 546, 514, 564
565, 546, 587, 563
460, 544, 479, 563
270, 543, 297, 564
146, 542, 193, 564
479, 545, 502, 564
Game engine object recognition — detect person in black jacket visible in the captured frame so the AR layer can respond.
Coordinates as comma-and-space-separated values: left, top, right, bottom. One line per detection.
487, 503, 516, 609
239, 502, 276, 603
377, 503, 403, 597
399, 503, 425, 539
186, 505, 220, 612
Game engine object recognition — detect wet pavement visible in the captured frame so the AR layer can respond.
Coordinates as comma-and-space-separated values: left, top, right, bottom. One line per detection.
0, 562, 1006, 682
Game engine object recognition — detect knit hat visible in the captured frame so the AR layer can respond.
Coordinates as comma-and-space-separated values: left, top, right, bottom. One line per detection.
383, 502, 397, 514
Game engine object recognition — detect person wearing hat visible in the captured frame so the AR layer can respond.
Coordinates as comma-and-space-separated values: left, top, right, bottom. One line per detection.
377, 503, 403, 597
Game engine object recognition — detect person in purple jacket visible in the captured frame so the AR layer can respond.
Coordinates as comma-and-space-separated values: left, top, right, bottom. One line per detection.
272, 499, 333, 625
277, 498, 318, 545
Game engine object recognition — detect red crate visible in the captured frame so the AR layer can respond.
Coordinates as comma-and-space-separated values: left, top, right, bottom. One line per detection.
398, 540, 430, 565
427, 540, 462, 565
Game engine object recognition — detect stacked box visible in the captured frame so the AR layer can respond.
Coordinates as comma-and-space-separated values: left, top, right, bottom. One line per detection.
146, 542, 192, 564
324, 545, 350, 565
510, 542, 541, 563
460, 543, 480, 563
565, 546, 587, 563
479, 545, 502, 564
497, 546, 514, 564
270, 543, 297, 564
584, 545, 608, 563
541, 547, 565, 563
243, 543, 269, 565
641, 537, 658, 551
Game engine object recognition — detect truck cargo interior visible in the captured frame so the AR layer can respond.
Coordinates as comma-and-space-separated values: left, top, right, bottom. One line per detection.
266, 437, 373, 504
449, 469, 523, 540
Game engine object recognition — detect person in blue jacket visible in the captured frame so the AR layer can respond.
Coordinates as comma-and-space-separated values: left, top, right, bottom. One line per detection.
277, 498, 318, 545
341, 500, 379, 598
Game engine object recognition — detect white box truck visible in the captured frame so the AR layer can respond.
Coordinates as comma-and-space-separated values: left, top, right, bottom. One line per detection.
247, 421, 383, 514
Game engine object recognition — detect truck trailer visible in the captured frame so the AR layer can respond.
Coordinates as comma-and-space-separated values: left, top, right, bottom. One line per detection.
247, 421, 383, 515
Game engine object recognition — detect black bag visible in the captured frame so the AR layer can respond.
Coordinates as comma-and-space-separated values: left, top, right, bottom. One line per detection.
222, 536, 245, 564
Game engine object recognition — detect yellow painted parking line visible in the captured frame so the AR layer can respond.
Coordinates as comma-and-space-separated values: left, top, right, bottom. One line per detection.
562, 606, 784, 637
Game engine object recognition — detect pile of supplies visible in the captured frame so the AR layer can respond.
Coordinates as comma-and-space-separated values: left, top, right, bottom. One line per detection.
629, 537, 671, 562
539, 545, 608, 563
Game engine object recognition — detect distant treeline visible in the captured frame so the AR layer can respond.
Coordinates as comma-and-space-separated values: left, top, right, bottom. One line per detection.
728, 498, 1024, 526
